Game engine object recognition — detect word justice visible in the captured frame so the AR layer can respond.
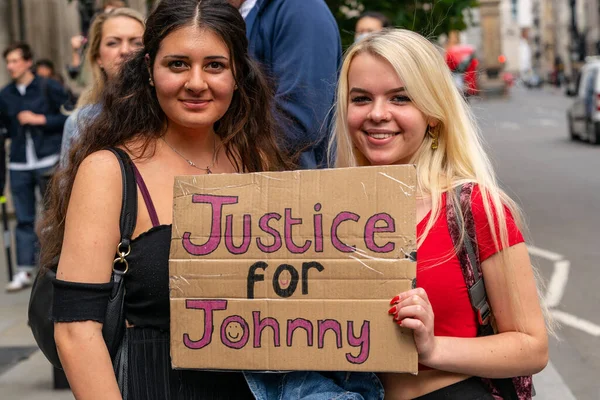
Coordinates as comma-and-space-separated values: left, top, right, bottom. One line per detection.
181, 194, 397, 256
183, 299, 371, 364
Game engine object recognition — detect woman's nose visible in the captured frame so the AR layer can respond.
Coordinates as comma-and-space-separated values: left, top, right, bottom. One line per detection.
368, 101, 391, 122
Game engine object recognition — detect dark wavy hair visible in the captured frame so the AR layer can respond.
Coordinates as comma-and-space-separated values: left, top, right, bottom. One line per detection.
40, 0, 292, 269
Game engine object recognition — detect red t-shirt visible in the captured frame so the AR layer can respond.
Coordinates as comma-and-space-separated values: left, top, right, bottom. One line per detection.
416, 186, 524, 362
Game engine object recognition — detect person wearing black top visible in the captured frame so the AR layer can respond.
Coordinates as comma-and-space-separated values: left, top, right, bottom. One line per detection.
39, 1, 291, 398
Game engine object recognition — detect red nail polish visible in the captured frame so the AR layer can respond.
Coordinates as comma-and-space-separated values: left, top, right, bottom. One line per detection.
397, 320, 403, 326
390, 295, 400, 305
388, 306, 396, 315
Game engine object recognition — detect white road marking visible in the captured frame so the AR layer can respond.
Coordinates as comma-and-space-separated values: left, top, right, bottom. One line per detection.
527, 246, 600, 337
551, 310, 600, 337
544, 260, 570, 308
527, 246, 570, 309
528, 245, 564, 262
499, 121, 521, 130
538, 118, 559, 127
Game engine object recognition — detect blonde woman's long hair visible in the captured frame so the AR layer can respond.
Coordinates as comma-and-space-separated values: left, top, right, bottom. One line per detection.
329, 29, 552, 334
76, 7, 145, 108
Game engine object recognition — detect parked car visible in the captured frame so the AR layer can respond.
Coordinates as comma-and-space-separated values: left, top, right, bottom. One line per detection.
567, 56, 600, 144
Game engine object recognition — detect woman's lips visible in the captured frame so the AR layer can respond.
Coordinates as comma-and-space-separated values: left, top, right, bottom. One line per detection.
180, 99, 211, 110
363, 130, 400, 145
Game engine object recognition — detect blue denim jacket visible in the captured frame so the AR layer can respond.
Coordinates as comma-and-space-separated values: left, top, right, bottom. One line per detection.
244, 371, 384, 400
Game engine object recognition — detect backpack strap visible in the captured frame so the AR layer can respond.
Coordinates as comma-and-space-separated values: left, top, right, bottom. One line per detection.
448, 183, 522, 400
448, 183, 492, 334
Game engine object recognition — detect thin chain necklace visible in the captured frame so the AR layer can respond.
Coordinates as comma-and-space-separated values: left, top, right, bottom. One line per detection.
162, 136, 216, 174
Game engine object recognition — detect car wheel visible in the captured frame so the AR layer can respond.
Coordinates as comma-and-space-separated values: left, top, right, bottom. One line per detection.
568, 114, 578, 140
591, 122, 600, 145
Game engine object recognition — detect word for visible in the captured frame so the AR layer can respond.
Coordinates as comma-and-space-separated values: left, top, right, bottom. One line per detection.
182, 299, 371, 364
247, 261, 324, 299
181, 194, 396, 256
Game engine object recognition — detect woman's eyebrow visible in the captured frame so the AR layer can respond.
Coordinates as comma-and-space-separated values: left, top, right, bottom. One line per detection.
349, 86, 406, 94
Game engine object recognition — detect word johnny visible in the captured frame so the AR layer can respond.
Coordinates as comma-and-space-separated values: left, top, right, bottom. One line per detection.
169, 166, 418, 373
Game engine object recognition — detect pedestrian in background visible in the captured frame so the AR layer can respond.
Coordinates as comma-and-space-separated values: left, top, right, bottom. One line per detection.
354, 11, 391, 42
329, 29, 549, 399
41, 0, 289, 398
66, 0, 127, 82
35, 59, 78, 114
61, 7, 145, 167
229, 0, 342, 169
34, 59, 58, 81
0, 43, 69, 292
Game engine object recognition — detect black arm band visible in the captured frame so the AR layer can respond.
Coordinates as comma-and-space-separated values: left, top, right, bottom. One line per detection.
52, 278, 114, 323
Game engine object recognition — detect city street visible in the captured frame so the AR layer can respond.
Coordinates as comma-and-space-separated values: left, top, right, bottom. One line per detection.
473, 85, 600, 400
0, 85, 598, 399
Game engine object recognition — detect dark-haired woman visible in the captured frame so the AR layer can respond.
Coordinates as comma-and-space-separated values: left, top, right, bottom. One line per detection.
42, 1, 289, 398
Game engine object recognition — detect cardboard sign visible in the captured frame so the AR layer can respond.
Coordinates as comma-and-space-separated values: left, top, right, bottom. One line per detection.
170, 165, 418, 373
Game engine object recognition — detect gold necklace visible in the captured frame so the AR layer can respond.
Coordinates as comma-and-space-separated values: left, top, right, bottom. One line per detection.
162, 136, 216, 174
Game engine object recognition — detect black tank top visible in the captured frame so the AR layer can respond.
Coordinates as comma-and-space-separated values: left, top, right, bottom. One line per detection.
123, 164, 172, 330
125, 224, 172, 330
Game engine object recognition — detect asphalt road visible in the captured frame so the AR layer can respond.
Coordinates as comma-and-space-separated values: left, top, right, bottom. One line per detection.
472, 85, 600, 400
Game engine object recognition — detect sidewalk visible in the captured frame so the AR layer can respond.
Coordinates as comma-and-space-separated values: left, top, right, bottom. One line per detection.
0, 270, 73, 400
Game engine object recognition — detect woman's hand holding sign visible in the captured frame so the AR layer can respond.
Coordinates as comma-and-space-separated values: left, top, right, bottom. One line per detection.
389, 288, 437, 365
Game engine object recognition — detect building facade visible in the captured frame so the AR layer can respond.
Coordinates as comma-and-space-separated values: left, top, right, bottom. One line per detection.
0, 0, 148, 87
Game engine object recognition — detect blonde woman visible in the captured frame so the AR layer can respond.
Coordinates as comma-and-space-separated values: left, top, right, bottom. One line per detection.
329, 29, 548, 399
60, 7, 145, 166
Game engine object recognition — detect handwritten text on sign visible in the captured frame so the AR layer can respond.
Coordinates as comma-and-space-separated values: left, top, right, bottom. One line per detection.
169, 166, 417, 372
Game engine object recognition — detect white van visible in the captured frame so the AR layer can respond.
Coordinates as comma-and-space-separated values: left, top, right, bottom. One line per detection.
567, 57, 600, 143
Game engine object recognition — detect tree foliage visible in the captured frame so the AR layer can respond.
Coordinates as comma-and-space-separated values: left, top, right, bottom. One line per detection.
325, 0, 478, 47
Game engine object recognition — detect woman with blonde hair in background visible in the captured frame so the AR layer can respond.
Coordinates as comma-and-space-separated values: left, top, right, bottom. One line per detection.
329, 29, 549, 399
60, 7, 145, 166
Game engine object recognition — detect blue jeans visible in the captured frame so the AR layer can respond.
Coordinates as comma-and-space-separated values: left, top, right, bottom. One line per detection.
244, 371, 384, 400
9, 166, 53, 268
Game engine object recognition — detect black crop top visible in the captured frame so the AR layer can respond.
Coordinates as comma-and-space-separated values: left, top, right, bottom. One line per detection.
53, 163, 174, 331
123, 224, 172, 330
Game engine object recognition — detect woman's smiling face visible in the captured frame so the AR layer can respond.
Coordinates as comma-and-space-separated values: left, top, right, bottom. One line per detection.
152, 25, 236, 131
347, 52, 432, 166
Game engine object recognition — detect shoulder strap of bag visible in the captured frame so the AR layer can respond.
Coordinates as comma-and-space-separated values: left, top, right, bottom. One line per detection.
101, 147, 137, 367
449, 184, 521, 400
107, 147, 137, 252
451, 183, 492, 334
